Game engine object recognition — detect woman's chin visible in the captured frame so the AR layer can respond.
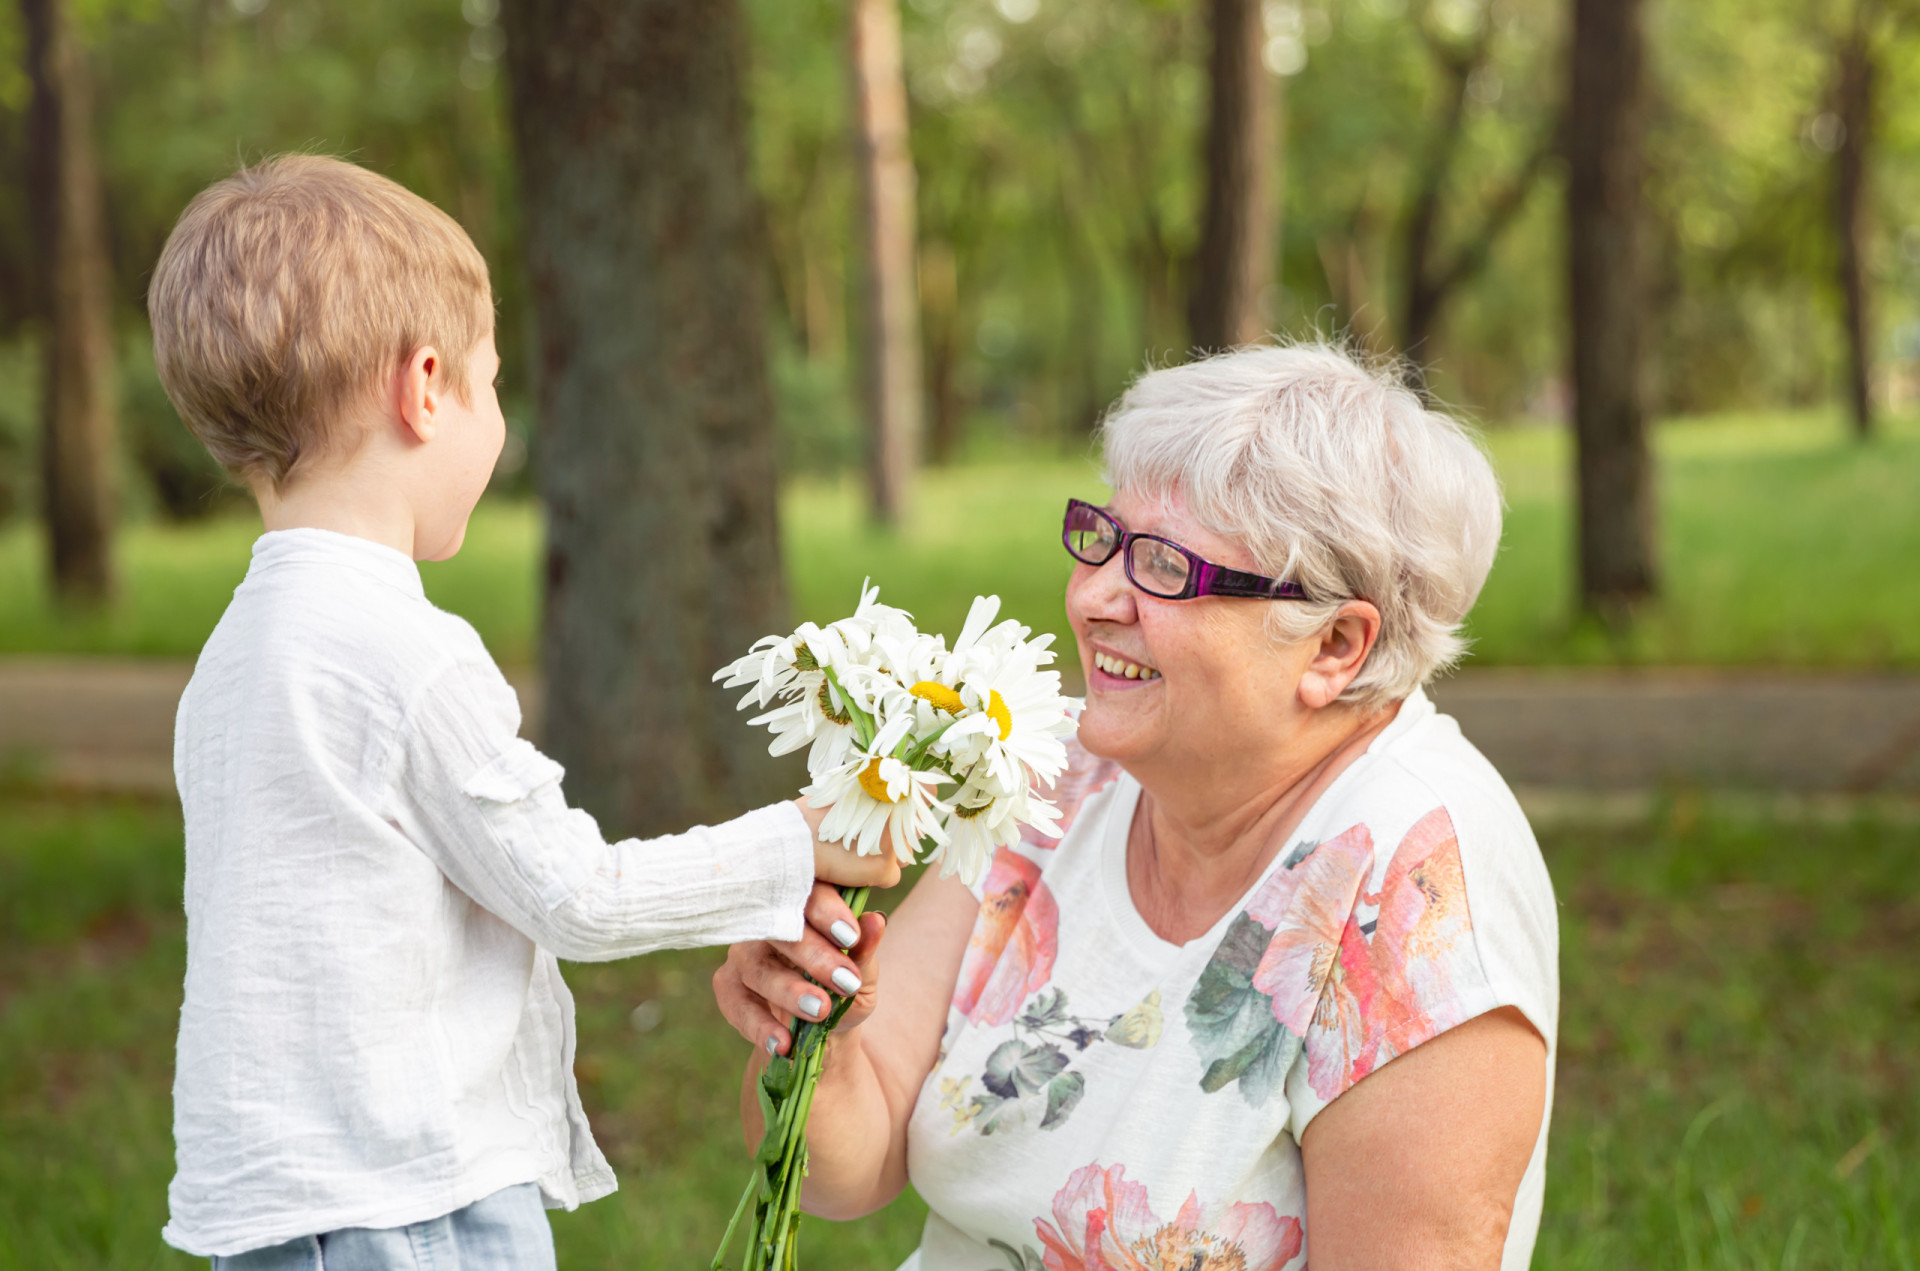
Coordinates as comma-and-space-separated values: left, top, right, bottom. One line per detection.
1075, 694, 1157, 765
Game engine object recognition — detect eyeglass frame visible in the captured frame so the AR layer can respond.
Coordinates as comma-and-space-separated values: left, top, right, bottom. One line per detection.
1060, 498, 1314, 602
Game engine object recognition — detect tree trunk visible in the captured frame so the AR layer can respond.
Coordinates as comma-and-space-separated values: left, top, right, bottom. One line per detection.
919, 239, 963, 465
1567, 0, 1657, 619
23, 0, 116, 607
1833, 21, 1874, 440
502, 0, 789, 837
1188, 0, 1275, 354
850, 0, 921, 526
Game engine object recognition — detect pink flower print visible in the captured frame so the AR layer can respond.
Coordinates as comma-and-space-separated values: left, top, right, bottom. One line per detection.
1249, 822, 1374, 1036
1305, 911, 1389, 1098
1033, 1163, 1304, 1271
1369, 807, 1473, 1014
952, 847, 1060, 1026
1358, 808, 1475, 1068
1021, 734, 1122, 852
1303, 806, 1486, 1100
1034, 1161, 1156, 1271
1165, 1191, 1306, 1271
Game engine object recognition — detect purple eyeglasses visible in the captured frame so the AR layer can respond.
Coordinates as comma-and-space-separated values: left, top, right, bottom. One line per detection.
1062, 499, 1313, 602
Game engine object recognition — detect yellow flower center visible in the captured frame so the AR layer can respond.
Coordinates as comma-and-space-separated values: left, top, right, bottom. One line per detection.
857, 758, 897, 803
910, 681, 965, 714
987, 689, 1012, 741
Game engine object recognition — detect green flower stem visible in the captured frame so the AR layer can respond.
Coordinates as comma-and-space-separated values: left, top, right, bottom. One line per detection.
713, 884, 872, 1271
901, 715, 963, 766
710, 1169, 761, 1271
820, 667, 877, 750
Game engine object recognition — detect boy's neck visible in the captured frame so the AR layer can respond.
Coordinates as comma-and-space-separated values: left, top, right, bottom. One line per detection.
254, 465, 422, 560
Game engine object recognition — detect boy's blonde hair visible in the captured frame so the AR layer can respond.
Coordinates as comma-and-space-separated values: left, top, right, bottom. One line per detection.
148, 154, 492, 488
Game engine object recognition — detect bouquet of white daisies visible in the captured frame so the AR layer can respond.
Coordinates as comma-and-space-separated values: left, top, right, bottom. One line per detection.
708, 582, 1078, 1271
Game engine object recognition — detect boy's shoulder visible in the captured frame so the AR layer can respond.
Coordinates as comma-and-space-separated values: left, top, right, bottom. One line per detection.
192, 531, 496, 713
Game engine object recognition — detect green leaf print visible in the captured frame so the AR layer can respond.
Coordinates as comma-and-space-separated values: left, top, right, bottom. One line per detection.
982, 1038, 1070, 1099
964, 986, 1157, 1139
1040, 1071, 1086, 1129
1185, 910, 1300, 1106
986, 1237, 1048, 1271
1017, 987, 1070, 1030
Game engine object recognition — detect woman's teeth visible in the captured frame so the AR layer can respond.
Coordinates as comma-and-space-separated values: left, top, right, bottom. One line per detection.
1094, 651, 1160, 681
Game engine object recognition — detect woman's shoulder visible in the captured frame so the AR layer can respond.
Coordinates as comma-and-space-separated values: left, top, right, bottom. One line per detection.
1295, 693, 1559, 1007
1316, 691, 1546, 888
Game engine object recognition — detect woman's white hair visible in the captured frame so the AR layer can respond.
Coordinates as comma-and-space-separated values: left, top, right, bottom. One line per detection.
1098, 341, 1503, 705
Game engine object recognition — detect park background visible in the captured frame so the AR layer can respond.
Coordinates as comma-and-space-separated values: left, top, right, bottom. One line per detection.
2, 0, 1918, 1267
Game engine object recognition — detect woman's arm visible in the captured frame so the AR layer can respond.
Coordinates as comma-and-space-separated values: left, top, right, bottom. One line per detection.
1301, 1006, 1547, 1271
714, 867, 981, 1220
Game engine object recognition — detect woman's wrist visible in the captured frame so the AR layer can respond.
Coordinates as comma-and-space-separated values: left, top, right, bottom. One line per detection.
817, 1018, 867, 1077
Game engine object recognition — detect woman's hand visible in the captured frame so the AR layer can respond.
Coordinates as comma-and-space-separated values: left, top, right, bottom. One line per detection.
715, 882, 888, 1056
712, 868, 981, 1221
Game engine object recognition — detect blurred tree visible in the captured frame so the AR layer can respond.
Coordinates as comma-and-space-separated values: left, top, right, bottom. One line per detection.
851, 0, 922, 524
1189, 0, 1274, 352
4, 0, 1914, 522
1395, 0, 1554, 396
503, 0, 789, 835
1833, 3, 1877, 439
22, 0, 115, 604
1822, 0, 1919, 440
1567, 0, 1657, 616
1640, 0, 1829, 415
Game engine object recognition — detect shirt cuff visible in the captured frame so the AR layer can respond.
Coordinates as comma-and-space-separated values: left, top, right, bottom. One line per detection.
726, 800, 815, 944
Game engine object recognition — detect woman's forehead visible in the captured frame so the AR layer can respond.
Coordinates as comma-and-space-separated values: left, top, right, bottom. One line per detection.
1108, 486, 1183, 530
1109, 486, 1259, 566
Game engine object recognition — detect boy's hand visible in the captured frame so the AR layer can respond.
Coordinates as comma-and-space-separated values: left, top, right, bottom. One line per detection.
797, 797, 903, 890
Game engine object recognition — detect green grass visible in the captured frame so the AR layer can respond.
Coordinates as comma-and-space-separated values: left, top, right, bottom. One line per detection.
1, 793, 1914, 1269
1466, 410, 1920, 667
0, 409, 1916, 667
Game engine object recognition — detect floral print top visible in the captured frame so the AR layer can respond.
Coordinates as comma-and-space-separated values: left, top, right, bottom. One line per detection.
903, 689, 1559, 1271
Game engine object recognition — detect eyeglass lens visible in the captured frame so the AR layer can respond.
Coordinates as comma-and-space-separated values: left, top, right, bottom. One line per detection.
1128, 537, 1192, 597
1065, 504, 1119, 563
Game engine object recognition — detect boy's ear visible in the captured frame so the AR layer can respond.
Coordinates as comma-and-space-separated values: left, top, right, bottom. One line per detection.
397, 345, 442, 444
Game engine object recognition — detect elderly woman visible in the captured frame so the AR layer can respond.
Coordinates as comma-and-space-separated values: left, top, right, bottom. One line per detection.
714, 344, 1557, 1271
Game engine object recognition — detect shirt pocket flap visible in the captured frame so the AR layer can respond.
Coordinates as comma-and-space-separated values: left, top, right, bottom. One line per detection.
462, 739, 566, 805
461, 739, 596, 912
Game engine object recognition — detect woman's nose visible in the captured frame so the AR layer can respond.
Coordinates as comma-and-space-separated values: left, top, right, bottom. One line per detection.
1067, 556, 1138, 624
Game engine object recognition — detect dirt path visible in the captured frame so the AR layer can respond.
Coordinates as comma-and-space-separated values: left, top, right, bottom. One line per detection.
4, 659, 1918, 800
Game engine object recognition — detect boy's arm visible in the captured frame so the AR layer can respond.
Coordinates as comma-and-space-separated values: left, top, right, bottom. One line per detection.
395, 659, 830, 960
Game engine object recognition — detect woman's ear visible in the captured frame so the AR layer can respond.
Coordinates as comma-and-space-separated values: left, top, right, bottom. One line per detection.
1298, 601, 1382, 710
396, 345, 442, 444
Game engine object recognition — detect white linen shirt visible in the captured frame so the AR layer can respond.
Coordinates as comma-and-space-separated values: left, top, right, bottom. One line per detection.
164, 529, 815, 1257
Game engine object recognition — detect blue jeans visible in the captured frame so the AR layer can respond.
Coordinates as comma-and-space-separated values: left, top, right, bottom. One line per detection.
209, 1184, 554, 1271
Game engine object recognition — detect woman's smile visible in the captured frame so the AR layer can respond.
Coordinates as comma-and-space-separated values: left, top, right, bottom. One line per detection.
1090, 644, 1161, 685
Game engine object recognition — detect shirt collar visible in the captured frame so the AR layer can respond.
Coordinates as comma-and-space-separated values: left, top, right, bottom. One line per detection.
1366, 684, 1435, 755
248, 528, 426, 601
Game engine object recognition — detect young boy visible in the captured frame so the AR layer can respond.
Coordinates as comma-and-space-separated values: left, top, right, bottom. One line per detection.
147, 155, 890, 1268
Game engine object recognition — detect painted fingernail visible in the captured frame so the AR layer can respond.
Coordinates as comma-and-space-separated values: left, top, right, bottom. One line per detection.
799, 994, 825, 1019
830, 967, 862, 996
765, 1035, 779, 1054
830, 920, 860, 948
